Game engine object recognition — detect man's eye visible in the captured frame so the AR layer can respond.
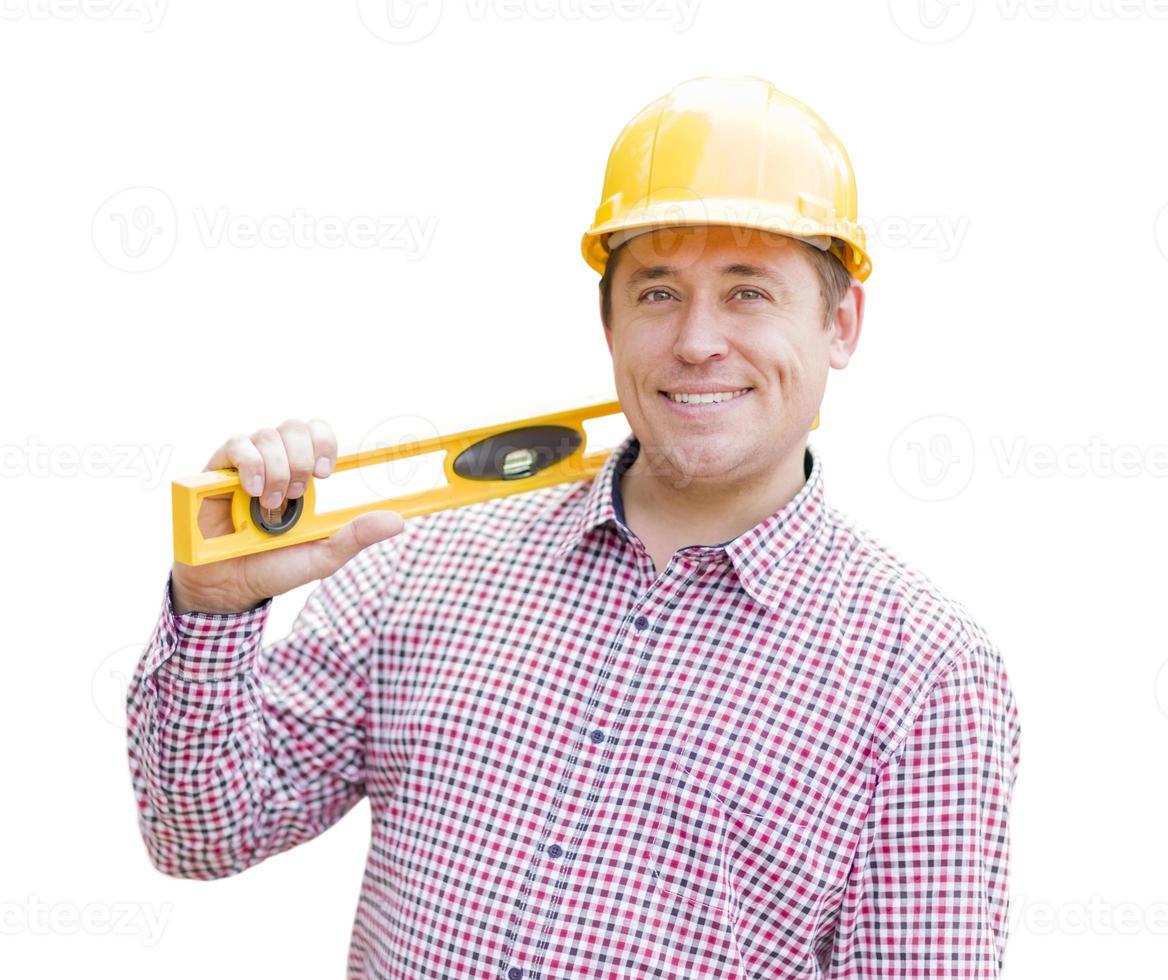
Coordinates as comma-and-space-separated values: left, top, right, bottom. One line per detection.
641, 288, 674, 303
734, 287, 764, 301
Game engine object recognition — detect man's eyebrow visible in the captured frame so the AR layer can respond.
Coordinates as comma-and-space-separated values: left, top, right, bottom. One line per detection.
719, 264, 791, 290
625, 265, 676, 286
624, 263, 791, 290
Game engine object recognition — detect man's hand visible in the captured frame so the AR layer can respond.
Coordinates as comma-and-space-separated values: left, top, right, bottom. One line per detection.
170, 418, 404, 614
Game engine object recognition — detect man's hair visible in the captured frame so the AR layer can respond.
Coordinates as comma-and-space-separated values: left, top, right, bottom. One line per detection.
598, 235, 854, 331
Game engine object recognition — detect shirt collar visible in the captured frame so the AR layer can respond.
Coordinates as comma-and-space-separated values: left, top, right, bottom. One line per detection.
552, 432, 828, 612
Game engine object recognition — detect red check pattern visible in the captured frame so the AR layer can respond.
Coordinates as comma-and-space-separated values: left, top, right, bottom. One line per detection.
126, 432, 1021, 978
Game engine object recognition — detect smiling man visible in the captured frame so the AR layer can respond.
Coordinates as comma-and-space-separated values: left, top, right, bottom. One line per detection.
599, 223, 860, 574
573, 75, 1022, 978
126, 75, 1021, 980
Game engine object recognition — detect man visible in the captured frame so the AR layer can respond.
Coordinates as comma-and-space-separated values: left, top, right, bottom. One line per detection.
127, 76, 1021, 978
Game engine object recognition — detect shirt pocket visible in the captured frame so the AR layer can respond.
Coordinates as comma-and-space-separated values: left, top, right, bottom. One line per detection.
650, 734, 823, 919
648, 744, 737, 917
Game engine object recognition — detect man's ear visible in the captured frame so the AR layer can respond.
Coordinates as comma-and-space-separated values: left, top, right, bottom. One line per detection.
828, 280, 864, 370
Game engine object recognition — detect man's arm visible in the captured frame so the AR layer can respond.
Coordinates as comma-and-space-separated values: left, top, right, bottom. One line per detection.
124, 537, 399, 880
827, 642, 1022, 978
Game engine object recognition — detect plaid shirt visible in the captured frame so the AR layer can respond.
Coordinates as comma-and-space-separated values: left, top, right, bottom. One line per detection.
126, 431, 1021, 979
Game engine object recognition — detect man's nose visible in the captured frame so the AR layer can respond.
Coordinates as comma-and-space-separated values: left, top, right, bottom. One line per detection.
671, 292, 731, 363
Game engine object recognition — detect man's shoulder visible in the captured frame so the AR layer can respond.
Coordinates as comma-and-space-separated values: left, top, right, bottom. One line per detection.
383, 476, 592, 562
818, 503, 1016, 765
819, 501, 1001, 669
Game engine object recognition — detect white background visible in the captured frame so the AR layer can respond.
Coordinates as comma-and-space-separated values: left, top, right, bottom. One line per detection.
2, 0, 1167, 976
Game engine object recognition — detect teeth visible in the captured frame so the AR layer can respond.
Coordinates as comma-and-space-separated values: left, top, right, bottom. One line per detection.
666, 388, 751, 404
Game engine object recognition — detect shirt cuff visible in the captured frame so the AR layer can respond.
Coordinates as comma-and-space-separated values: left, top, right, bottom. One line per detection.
143, 571, 273, 682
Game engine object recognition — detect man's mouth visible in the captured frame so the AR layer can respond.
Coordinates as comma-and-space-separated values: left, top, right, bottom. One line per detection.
658, 387, 754, 408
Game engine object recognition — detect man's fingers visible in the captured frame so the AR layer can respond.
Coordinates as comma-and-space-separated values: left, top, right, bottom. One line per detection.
276, 419, 316, 499
306, 418, 337, 478
205, 435, 266, 495
251, 427, 290, 509
306, 511, 405, 581
202, 419, 338, 503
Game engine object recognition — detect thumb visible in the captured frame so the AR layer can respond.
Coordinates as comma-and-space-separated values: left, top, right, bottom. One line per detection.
308, 510, 405, 580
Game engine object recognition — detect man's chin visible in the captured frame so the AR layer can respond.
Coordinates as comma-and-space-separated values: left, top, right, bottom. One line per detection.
633, 431, 748, 482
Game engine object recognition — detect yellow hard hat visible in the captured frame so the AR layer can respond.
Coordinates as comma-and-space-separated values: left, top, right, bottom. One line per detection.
581, 75, 871, 283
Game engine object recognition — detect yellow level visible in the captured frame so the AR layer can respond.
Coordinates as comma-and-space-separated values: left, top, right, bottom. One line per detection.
173, 400, 626, 566
173, 399, 820, 566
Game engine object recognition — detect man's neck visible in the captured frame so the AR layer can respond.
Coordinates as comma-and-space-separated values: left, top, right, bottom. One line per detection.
618, 440, 810, 549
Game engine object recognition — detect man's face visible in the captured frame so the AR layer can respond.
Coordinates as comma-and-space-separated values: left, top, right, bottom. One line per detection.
602, 224, 860, 489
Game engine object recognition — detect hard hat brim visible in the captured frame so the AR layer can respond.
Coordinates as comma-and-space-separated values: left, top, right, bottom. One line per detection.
581, 201, 871, 282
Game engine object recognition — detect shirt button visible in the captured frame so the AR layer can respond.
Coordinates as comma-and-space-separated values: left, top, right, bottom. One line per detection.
547, 843, 563, 858
634, 614, 649, 631
589, 728, 605, 744
507, 969, 523, 980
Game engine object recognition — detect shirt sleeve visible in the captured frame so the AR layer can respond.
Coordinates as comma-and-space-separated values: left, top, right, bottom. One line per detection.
124, 540, 398, 880
827, 642, 1022, 978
